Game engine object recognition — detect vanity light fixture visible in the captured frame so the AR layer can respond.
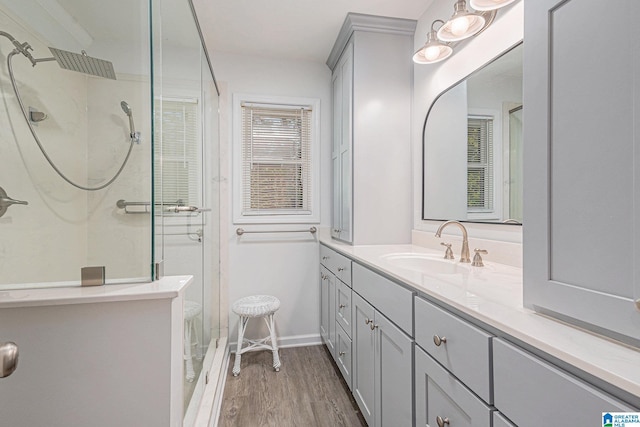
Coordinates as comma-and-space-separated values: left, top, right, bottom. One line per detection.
415, 0, 507, 65
469, 0, 516, 11
413, 20, 453, 64
437, 0, 488, 42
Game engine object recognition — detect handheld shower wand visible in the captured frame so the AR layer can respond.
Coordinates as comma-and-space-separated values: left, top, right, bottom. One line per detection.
120, 101, 141, 144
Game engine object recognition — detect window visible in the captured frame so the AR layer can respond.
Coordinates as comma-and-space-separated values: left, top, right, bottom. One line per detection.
154, 97, 199, 208
467, 116, 494, 212
233, 94, 320, 224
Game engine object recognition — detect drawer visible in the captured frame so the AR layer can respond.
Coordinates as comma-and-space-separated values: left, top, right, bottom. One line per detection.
335, 323, 352, 391
352, 263, 413, 336
493, 412, 515, 427
493, 338, 636, 427
414, 296, 492, 403
415, 345, 492, 427
336, 280, 352, 337
320, 245, 352, 286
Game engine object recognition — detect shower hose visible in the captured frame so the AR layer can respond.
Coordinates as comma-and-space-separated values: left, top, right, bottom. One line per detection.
6, 50, 135, 191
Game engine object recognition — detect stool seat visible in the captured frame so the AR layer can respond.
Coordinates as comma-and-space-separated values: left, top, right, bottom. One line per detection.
232, 295, 280, 317
232, 294, 281, 376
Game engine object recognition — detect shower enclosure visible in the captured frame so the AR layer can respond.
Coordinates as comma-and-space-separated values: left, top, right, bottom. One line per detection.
0, 0, 221, 423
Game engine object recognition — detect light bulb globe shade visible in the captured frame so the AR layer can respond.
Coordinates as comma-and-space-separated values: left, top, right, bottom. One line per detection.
412, 34, 453, 64
469, 0, 516, 11
437, 12, 485, 41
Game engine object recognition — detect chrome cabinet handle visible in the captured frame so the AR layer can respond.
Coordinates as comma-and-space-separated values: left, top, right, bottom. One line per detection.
370, 323, 378, 331
339, 351, 345, 357
365, 318, 372, 325
337, 267, 345, 272
339, 304, 346, 309
0, 342, 19, 378
321, 273, 328, 281
436, 416, 450, 427
433, 335, 447, 346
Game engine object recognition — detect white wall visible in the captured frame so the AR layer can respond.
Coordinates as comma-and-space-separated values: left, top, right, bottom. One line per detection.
413, 0, 524, 243
213, 51, 332, 346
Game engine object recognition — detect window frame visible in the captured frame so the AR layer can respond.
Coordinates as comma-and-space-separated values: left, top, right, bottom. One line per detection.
232, 93, 321, 224
466, 108, 502, 221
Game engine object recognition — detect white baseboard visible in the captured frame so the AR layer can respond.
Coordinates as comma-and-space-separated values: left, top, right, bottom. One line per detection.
229, 333, 322, 352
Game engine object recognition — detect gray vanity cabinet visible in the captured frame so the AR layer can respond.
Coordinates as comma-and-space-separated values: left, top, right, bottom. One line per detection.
493, 338, 635, 427
319, 265, 336, 357
524, 0, 640, 345
352, 291, 413, 427
415, 345, 492, 427
327, 13, 415, 245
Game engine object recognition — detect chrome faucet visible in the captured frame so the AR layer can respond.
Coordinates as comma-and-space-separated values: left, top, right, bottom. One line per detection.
435, 220, 470, 263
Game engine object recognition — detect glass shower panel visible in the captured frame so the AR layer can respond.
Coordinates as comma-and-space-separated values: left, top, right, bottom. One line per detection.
0, 0, 153, 289
152, 0, 220, 420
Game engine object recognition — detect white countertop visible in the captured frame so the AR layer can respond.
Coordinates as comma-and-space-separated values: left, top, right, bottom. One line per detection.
0, 275, 193, 308
320, 238, 640, 400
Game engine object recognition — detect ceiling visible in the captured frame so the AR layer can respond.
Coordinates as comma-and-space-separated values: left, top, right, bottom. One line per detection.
206, 0, 433, 62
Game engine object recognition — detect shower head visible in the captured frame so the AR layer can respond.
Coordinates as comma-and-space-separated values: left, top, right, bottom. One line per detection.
120, 101, 132, 117
120, 100, 140, 144
48, 48, 116, 80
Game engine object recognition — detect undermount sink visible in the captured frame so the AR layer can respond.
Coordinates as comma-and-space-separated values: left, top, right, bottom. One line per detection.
380, 252, 467, 275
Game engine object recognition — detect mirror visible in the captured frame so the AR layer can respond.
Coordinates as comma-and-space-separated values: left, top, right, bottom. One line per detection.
422, 43, 523, 225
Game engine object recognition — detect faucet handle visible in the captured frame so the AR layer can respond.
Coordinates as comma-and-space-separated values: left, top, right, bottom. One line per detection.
472, 249, 488, 267
440, 242, 454, 260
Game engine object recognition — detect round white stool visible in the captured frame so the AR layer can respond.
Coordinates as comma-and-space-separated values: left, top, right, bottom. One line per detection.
232, 295, 281, 376
184, 301, 202, 382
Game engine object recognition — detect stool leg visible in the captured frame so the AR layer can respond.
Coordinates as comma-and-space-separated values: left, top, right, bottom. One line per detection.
232, 316, 248, 376
265, 314, 281, 372
185, 319, 195, 382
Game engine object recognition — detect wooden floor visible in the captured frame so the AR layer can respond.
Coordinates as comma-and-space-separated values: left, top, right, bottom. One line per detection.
218, 345, 367, 427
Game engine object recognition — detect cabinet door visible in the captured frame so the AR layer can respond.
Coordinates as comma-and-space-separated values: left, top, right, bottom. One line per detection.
375, 311, 413, 427
331, 70, 342, 239
524, 0, 640, 344
352, 292, 375, 426
339, 43, 353, 243
493, 338, 636, 427
320, 267, 330, 344
335, 323, 353, 390
415, 346, 492, 427
328, 272, 336, 358
336, 280, 352, 337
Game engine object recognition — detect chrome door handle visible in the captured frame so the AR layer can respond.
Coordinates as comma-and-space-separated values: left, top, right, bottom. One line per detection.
0, 342, 19, 378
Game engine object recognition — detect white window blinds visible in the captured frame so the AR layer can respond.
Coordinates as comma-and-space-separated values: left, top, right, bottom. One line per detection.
241, 103, 312, 215
154, 98, 199, 206
467, 116, 494, 212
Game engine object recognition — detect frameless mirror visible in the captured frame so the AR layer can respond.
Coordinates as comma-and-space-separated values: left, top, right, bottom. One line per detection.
422, 43, 523, 225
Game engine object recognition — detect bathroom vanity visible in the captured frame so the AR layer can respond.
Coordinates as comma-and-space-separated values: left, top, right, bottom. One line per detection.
319, 238, 640, 427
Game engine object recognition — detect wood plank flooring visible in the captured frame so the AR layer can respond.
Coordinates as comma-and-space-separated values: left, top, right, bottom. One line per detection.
218, 345, 367, 427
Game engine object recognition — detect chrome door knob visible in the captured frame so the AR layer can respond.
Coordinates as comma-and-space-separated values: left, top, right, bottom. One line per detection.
433, 335, 447, 346
436, 416, 450, 427
0, 341, 19, 378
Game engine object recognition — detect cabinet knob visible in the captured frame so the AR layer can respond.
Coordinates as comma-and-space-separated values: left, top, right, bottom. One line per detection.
436, 416, 450, 427
339, 351, 345, 357
370, 323, 378, 331
365, 318, 372, 325
322, 256, 329, 261
337, 267, 345, 272
433, 335, 447, 346
339, 304, 346, 309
